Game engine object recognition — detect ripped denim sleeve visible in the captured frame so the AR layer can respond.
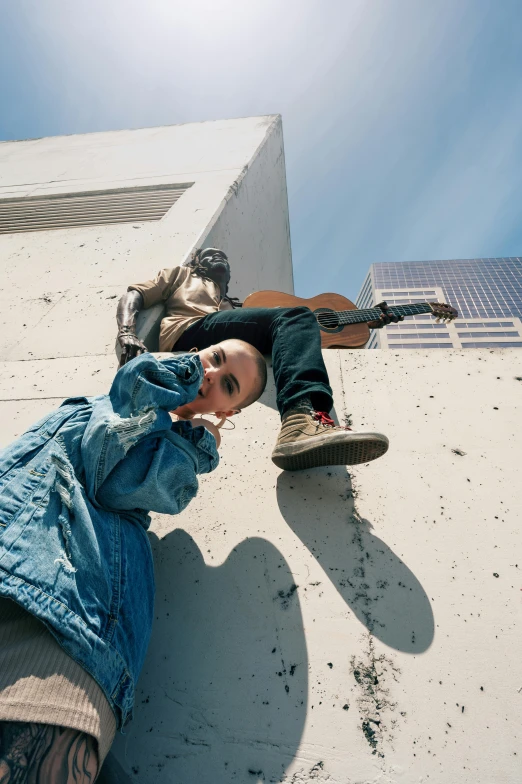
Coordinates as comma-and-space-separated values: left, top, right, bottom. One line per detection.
82, 353, 204, 501
109, 353, 203, 420
51, 451, 78, 574
106, 407, 158, 455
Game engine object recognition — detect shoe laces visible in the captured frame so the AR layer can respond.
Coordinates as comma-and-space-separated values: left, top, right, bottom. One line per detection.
312, 411, 352, 430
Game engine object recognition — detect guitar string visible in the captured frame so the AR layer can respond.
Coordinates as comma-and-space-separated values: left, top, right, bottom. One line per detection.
318, 315, 452, 326
321, 305, 453, 323
315, 304, 434, 327
316, 308, 419, 322
318, 305, 431, 322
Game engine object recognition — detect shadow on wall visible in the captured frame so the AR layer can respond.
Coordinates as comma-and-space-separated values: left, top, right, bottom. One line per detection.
276, 467, 435, 654
111, 530, 307, 784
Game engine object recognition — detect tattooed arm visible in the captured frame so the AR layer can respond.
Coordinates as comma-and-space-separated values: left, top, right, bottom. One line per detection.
0, 722, 98, 784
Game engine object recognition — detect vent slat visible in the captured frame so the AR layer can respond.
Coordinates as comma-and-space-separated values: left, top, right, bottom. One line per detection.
0, 195, 185, 214
0, 191, 187, 212
0, 185, 191, 234
0, 187, 188, 208
0, 203, 182, 222
0, 214, 174, 232
0, 201, 181, 223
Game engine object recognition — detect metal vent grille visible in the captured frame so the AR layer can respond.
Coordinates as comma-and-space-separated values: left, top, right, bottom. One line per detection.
0, 184, 192, 234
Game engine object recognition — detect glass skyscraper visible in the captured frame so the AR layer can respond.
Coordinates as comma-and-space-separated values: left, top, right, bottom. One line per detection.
356, 257, 522, 349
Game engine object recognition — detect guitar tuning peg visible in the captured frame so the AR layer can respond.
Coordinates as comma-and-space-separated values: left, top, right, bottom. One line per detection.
435, 317, 441, 324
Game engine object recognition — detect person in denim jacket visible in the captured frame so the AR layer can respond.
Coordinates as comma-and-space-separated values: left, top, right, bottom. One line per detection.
0, 341, 266, 782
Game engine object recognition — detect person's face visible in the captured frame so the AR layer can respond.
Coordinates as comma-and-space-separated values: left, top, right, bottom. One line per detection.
198, 249, 230, 292
173, 340, 258, 419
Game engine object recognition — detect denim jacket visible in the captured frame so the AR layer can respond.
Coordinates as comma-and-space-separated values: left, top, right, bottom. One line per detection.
0, 353, 218, 729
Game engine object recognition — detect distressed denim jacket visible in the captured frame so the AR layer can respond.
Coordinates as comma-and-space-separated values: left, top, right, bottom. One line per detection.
0, 353, 218, 729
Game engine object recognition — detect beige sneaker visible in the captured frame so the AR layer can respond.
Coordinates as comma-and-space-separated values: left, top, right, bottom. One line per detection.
271, 409, 389, 471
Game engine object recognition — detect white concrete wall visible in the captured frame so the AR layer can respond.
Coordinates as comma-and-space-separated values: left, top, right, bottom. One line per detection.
2, 346, 515, 784
202, 116, 293, 297
2, 348, 519, 782
104, 347, 519, 784
0, 116, 293, 367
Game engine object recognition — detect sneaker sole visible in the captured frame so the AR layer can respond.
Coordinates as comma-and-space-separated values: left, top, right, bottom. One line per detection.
271, 432, 389, 471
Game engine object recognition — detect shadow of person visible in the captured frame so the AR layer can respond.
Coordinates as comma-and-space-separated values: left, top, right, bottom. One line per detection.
110, 530, 308, 784
276, 468, 435, 654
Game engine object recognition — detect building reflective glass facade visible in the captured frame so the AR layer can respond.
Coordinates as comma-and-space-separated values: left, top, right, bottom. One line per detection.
356, 257, 522, 349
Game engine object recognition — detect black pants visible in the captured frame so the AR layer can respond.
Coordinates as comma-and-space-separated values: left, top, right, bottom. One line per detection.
174, 307, 333, 417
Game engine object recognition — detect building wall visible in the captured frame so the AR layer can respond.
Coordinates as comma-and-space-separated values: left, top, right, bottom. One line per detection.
0, 337, 520, 781
202, 116, 294, 298
357, 259, 522, 350
102, 347, 519, 784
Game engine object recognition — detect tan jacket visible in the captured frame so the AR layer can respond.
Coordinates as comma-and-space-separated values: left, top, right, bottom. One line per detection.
129, 265, 231, 351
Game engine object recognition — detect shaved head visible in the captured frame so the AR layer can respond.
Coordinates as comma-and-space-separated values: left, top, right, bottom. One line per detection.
173, 339, 267, 420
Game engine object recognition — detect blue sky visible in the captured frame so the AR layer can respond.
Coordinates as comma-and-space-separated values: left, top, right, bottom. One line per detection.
1, 0, 522, 299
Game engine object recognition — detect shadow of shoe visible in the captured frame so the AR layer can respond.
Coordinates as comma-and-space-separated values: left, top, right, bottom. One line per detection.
276, 467, 434, 653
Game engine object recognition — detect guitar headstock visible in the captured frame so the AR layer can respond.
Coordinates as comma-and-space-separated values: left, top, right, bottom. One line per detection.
428, 302, 458, 323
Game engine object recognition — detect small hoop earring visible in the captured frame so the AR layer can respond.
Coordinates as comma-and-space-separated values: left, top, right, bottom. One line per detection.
219, 418, 236, 431
190, 347, 198, 353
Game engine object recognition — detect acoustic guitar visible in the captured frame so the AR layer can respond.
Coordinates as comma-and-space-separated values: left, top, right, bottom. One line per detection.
243, 291, 458, 349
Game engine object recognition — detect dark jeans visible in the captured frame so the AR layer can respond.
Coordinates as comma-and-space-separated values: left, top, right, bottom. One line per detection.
174, 306, 333, 417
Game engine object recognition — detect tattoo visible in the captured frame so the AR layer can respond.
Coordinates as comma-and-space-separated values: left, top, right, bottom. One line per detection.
0, 721, 98, 783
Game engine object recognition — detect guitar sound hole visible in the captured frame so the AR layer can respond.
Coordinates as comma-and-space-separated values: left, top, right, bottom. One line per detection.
314, 308, 342, 332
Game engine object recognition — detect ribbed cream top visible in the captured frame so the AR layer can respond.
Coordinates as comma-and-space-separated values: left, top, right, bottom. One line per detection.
0, 598, 116, 764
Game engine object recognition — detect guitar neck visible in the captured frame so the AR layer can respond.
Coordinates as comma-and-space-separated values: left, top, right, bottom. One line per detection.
338, 303, 433, 325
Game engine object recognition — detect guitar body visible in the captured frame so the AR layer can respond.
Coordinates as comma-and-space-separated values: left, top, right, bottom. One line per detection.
243, 291, 370, 349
